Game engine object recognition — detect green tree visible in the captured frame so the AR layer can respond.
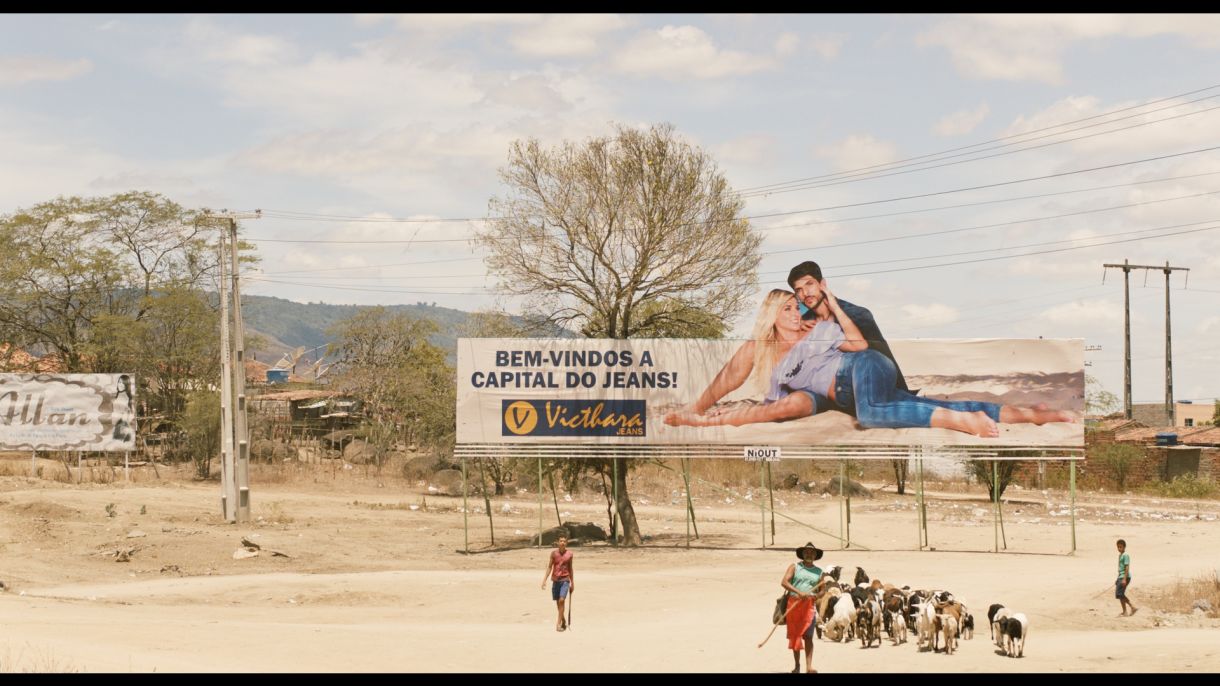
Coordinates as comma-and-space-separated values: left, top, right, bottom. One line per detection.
476, 123, 761, 545
328, 308, 455, 466
1091, 443, 1143, 490
1085, 373, 1120, 416
181, 390, 221, 479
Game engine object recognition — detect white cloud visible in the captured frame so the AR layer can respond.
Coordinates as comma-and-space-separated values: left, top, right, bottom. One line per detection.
509, 14, 628, 58
918, 14, 1220, 84
900, 303, 959, 326
774, 32, 800, 57
715, 133, 780, 167
917, 19, 1065, 84
389, 14, 538, 32
0, 57, 92, 86
809, 34, 847, 60
185, 18, 296, 67
815, 134, 899, 172
479, 73, 571, 112
611, 25, 778, 80
1037, 299, 1123, 325
934, 102, 990, 137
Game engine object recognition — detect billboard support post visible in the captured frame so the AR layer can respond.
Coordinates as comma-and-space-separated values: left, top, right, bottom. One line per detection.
537, 458, 543, 548
681, 456, 697, 544
461, 457, 469, 554
838, 460, 846, 549
993, 460, 1000, 554
767, 461, 776, 545
1070, 459, 1078, 554
917, 454, 927, 549
759, 459, 766, 548
612, 457, 619, 546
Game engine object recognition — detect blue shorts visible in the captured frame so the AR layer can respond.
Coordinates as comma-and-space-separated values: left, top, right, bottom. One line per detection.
552, 579, 571, 601
1115, 577, 1130, 599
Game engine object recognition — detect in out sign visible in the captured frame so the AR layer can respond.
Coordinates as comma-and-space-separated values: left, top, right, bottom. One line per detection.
743, 446, 781, 462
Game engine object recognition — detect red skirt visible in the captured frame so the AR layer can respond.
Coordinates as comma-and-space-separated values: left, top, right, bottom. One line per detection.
785, 595, 816, 650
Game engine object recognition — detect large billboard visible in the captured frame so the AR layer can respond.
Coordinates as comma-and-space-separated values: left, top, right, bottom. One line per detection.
456, 339, 1083, 447
0, 374, 137, 451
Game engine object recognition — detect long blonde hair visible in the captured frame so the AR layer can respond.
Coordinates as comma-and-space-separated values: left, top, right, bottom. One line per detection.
749, 289, 797, 394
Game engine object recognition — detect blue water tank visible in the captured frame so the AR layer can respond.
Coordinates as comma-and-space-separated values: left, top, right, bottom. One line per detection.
266, 369, 289, 384
1155, 432, 1178, 446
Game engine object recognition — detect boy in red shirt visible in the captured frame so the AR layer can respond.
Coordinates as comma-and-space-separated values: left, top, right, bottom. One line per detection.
541, 535, 574, 631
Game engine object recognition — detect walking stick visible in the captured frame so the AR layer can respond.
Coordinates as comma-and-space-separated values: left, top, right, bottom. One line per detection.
1092, 583, 1115, 599
567, 587, 573, 629
758, 595, 807, 649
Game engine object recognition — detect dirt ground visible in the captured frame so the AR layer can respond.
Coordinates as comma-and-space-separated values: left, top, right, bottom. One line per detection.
1, 456, 1219, 673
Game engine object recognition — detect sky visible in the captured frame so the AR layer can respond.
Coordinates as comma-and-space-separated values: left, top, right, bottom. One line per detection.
2, 13, 1219, 407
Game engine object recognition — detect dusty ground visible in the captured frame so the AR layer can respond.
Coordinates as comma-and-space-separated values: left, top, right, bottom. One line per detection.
1, 456, 1219, 673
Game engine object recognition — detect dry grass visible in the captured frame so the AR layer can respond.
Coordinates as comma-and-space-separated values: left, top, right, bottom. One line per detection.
258, 500, 295, 524
0, 644, 80, 673
1146, 570, 1220, 618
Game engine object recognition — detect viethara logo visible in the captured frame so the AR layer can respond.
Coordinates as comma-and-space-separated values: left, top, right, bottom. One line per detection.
502, 399, 646, 437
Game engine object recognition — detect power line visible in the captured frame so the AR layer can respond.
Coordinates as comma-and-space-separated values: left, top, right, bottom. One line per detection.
736, 97, 1220, 199
243, 147, 1220, 243
759, 187, 1220, 256
735, 83, 1220, 194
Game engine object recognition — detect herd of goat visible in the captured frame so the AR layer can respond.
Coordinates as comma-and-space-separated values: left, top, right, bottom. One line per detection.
811, 565, 1029, 658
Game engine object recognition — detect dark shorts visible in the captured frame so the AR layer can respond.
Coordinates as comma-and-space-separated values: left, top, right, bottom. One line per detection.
552, 579, 571, 601
1115, 576, 1130, 599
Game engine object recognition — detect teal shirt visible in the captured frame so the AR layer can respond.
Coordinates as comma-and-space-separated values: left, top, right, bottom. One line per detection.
1118, 552, 1130, 578
790, 562, 823, 595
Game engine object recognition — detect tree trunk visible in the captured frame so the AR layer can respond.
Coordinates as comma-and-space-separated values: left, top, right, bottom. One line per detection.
890, 459, 908, 495
613, 457, 642, 546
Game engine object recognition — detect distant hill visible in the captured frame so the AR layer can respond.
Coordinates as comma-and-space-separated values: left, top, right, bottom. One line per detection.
241, 294, 567, 365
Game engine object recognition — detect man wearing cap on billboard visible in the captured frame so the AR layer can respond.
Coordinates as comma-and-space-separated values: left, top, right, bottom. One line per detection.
787, 261, 913, 417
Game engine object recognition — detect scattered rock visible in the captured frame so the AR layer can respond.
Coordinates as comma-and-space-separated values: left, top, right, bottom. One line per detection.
160, 564, 182, 575
233, 548, 259, 560
529, 521, 608, 546
126, 530, 146, 538
114, 548, 133, 562
1191, 599, 1212, 613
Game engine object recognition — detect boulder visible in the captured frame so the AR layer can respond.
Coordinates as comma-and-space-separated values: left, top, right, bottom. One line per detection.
402, 455, 440, 481
343, 439, 373, 464
529, 521, 608, 546
821, 475, 873, 498
429, 468, 480, 497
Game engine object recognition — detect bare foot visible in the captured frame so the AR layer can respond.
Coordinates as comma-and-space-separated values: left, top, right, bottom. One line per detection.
959, 411, 999, 437
1130, 607, 1138, 616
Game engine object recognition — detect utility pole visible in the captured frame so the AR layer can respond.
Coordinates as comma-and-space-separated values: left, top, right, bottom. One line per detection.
204, 209, 261, 523
1103, 260, 1188, 423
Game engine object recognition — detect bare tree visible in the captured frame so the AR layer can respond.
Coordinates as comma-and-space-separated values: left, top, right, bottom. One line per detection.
476, 123, 762, 545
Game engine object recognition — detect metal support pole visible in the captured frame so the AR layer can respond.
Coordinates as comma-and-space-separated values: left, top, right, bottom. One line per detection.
839, 461, 846, 549
767, 461, 776, 545
759, 459, 767, 548
537, 457, 543, 548
681, 456, 698, 543
125, 452, 130, 482
1070, 459, 1078, 554
612, 457, 619, 545
918, 456, 927, 548
31, 451, 36, 478
76, 451, 81, 484
462, 457, 469, 554
993, 460, 1000, 553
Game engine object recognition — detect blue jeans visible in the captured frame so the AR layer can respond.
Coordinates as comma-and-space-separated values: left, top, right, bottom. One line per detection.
833, 350, 1001, 428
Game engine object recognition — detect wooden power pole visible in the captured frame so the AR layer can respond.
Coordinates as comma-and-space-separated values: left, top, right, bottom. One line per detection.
1103, 260, 1189, 423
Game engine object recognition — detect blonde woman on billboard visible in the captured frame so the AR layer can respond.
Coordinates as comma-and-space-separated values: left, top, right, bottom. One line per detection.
663, 289, 1075, 436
